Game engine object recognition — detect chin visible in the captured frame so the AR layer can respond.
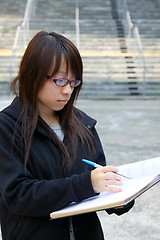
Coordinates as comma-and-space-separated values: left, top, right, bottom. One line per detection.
53, 106, 65, 111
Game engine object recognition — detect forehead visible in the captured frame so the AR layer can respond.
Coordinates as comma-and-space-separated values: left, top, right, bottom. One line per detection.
49, 55, 74, 76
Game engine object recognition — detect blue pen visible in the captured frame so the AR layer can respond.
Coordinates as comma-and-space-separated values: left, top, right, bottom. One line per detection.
82, 159, 132, 180
82, 159, 102, 168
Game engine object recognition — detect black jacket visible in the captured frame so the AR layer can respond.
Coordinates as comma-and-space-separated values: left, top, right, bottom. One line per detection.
0, 97, 133, 240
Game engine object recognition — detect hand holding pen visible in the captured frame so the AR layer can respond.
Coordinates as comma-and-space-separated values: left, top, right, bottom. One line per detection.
82, 159, 131, 194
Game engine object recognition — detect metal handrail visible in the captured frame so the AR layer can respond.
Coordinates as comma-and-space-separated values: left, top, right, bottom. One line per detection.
117, 0, 147, 95
126, 10, 133, 38
119, 0, 133, 37
11, 0, 37, 78
11, 26, 22, 77
21, 0, 36, 49
12, 26, 22, 55
75, 0, 80, 49
133, 26, 147, 96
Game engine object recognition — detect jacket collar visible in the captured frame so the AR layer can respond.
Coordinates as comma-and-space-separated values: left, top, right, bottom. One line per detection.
2, 96, 23, 121
73, 107, 97, 129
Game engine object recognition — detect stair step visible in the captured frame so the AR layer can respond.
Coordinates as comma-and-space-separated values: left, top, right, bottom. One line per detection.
0, 0, 159, 98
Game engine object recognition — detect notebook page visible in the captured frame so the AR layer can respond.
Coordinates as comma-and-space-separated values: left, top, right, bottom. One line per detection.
118, 157, 160, 179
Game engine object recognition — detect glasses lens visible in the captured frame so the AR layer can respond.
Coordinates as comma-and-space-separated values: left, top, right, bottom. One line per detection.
71, 80, 81, 87
55, 78, 68, 86
52, 78, 81, 87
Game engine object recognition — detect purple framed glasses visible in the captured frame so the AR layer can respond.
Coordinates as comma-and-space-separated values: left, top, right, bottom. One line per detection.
47, 76, 81, 87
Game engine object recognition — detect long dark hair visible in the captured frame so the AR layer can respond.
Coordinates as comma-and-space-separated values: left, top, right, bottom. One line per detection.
11, 31, 95, 170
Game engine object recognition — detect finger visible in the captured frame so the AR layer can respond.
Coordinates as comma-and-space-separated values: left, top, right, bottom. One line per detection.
99, 177, 123, 190
102, 165, 119, 174
105, 172, 121, 181
105, 179, 123, 186
105, 186, 122, 193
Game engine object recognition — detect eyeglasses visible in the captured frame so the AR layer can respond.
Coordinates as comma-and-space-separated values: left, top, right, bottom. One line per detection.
47, 76, 81, 87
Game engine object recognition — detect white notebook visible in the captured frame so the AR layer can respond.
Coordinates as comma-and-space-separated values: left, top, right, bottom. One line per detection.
50, 157, 160, 219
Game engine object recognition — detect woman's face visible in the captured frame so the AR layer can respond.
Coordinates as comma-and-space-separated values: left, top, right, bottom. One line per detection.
37, 59, 75, 116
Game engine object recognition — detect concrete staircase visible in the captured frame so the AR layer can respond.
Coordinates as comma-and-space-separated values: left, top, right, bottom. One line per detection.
0, 0, 160, 98
125, 0, 160, 97
29, 0, 156, 98
0, 0, 26, 95
80, 0, 160, 98
77, 0, 160, 98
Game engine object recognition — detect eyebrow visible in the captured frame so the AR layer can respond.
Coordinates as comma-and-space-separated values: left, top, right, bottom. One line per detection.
54, 71, 75, 79
57, 71, 68, 76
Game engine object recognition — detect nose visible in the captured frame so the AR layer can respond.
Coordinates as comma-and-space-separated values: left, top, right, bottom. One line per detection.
61, 83, 74, 95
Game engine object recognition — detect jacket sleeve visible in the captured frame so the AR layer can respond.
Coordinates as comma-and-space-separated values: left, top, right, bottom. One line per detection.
106, 200, 135, 215
0, 118, 97, 217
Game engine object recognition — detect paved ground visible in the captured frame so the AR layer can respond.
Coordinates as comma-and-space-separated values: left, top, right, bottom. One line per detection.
0, 96, 160, 239
76, 98, 160, 240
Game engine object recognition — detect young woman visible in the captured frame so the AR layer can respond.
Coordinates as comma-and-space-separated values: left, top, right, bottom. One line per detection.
0, 31, 134, 240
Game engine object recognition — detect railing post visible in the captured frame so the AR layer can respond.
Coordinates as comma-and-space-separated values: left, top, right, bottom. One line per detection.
75, 0, 80, 49
134, 26, 146, 96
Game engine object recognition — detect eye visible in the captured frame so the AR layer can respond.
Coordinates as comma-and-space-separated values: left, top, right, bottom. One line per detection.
72, 80, 81, 87
55, 78, 68, 86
